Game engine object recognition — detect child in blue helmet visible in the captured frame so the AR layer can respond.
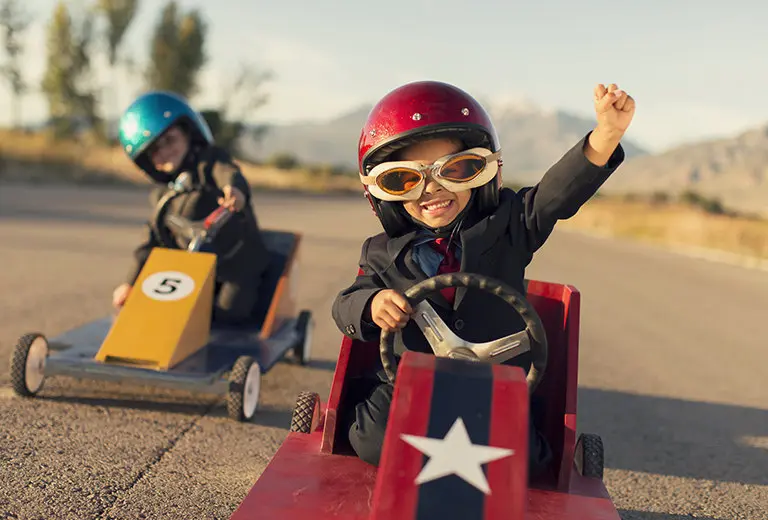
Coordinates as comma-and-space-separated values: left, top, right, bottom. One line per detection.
112, 91, 269, 325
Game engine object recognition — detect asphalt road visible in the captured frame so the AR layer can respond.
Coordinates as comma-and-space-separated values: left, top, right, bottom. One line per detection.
0, 182, 766, 520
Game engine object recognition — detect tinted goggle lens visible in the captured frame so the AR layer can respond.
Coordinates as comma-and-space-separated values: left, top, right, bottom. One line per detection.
375, 155, 487, 195
439, 154, 486, 182
376, 168, 423, 195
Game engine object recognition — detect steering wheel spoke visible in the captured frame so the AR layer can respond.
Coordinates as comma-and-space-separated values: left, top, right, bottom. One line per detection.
412, 300, 531, 364
380, 273, 548, 393
151, 189, 241, 254
165, 214, 198, 240
411, 301, 466, 357
467, 330, 530, 364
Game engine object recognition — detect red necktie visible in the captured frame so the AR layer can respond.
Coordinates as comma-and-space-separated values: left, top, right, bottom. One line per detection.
429, 237, 460, 304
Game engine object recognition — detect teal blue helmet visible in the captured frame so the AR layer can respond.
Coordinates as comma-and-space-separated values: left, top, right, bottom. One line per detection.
118, 91, 213, 182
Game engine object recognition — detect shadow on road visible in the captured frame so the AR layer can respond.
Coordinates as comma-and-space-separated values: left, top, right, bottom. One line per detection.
39, 393, 218, 417
304, 359, 337, 372
39, 393, 295, 429
578, 387, 768, 486
25, 373, 768, 489
205, 403, 293, 429
619, 512, 727, 520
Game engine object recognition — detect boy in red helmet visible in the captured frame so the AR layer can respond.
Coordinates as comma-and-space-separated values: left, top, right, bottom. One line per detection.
332, 81, 635, 477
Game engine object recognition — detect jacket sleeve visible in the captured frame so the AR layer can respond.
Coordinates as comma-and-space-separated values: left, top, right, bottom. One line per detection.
514, 131, 624, 257
201, 147, 252, 203
331, 237, 386, 342
125, 223, 160, 285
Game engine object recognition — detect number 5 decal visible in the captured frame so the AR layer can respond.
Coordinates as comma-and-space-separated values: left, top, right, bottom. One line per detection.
141, 271, 196, 301
153, 277, 182, 295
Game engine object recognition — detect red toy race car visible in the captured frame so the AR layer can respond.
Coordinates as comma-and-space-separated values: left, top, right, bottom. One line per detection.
230, 272, 620, 519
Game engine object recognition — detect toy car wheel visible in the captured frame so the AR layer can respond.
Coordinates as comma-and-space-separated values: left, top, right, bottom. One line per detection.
289, 391, 320, 434
292, 310, 313, 365
227, 356, 262, 422
10, 333, 49, 397
575, 432, 604, 479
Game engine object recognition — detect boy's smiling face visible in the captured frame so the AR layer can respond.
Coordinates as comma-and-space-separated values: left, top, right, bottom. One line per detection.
148, 125, 190, 173
398, 137, 472, 229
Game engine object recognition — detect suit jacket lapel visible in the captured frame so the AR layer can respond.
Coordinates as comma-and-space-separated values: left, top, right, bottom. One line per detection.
382, 231, 454, 311
382, 231, 424, 292
454, 213, 498, 309
385, 231, 416, 261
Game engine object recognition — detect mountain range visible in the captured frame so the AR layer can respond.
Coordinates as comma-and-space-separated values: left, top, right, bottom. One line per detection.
239, 99, 768, 217
237, 99, 649, 183
600, 124, 768, 217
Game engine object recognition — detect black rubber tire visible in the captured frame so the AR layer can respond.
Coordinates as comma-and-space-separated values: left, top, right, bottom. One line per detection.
289, 391, 319, 433
227, 356, 260, 422
576, 432, 604, 479
292, 310, 312, 365
10, 333, 47, 397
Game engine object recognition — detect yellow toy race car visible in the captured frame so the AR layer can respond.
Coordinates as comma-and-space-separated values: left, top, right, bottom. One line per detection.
10, 181, 312, 422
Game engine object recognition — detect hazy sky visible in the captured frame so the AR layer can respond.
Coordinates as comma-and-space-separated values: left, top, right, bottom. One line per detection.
10, 0, 768, 152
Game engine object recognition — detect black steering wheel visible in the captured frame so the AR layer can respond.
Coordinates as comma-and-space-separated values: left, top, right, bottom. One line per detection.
380, 273, 548, 393
150, 182, 235, 253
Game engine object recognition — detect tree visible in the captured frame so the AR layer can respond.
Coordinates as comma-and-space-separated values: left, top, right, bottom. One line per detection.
199, 109, 241, 152
144, 1, 177, 93
219, 63, 271, 121
95, 0, 138, 118
175, 9, 206, 97
145, 0, 207, 98
40, 2, 100, 139
200, 63, 272, 154
680, 190, 725, 215
0, 0, 31, 128
269, 152, 299, 170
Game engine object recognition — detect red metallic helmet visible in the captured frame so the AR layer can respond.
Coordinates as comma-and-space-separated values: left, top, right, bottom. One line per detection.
357, 81, 503, 237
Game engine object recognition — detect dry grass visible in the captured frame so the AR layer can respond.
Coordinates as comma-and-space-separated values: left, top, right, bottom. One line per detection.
0, 129, 361, 192
559, 199, 768, 259
2, 129, 768, 260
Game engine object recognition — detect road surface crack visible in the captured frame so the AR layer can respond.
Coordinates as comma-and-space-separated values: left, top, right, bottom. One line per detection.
94, 400, 221, 520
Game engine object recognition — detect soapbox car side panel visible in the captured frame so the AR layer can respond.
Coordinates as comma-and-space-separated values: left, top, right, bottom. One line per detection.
230, 278, 620, 520
525, 279, 580, 491
250, 230, 301, 339
231, 430, 619, 520
39, 230, 304, 392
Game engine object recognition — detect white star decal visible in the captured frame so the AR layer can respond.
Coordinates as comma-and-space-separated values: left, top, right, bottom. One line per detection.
400, 417, 514, 494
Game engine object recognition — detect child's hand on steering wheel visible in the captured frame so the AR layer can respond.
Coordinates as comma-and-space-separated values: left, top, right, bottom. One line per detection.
369, 289, 413, 331
218, 185, 246, 212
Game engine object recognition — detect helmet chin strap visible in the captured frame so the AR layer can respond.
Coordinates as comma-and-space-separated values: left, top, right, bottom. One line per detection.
178, 146, 200, 176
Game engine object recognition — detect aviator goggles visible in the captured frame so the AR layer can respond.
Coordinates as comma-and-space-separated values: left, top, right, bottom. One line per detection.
360, 147, 502, 202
